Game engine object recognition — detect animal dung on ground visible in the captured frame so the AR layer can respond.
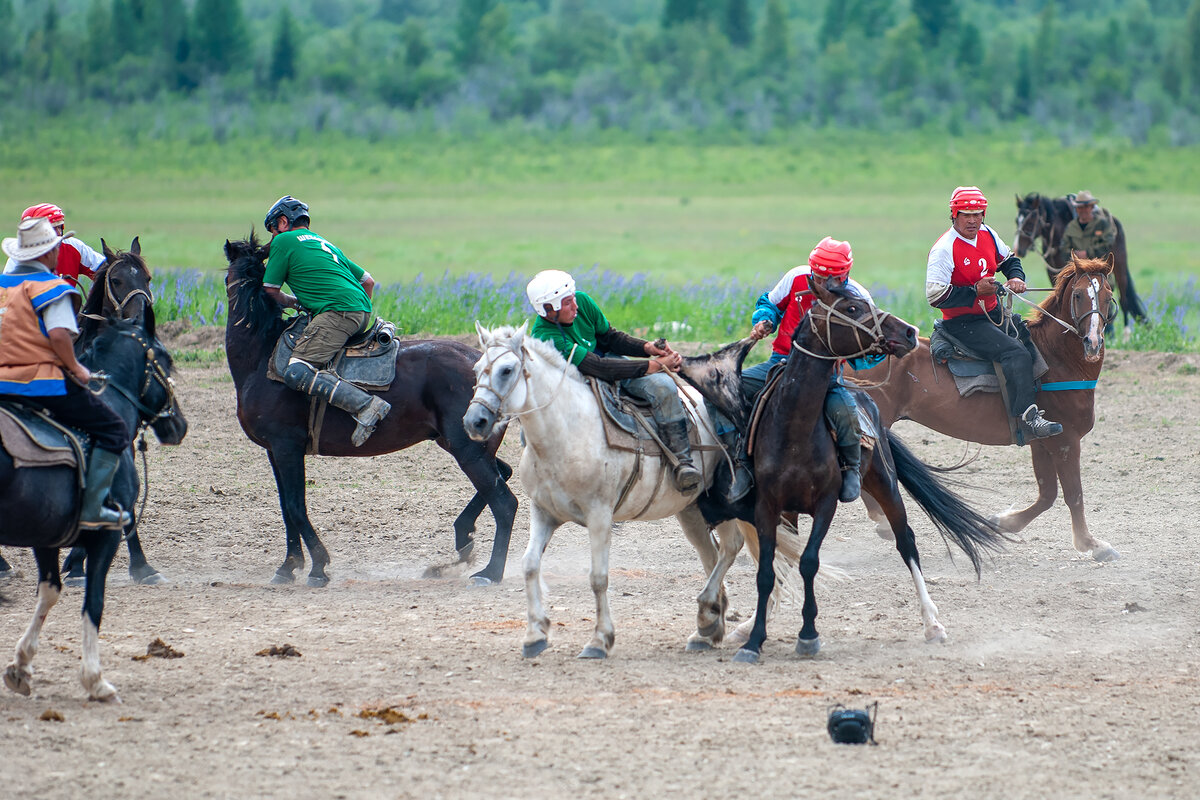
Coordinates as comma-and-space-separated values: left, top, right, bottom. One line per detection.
39, 709, 65, 722
131, 638, 185, 661
357, 706, 427, 725
256, 643, 302, 658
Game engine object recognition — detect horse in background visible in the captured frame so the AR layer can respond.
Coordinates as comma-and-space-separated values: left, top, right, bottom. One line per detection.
680, 279, 1007, 664
224, 236, 517, 586
1014, 192, 1148, 327
849, 256, 1120, 562
2, 317, 187, 701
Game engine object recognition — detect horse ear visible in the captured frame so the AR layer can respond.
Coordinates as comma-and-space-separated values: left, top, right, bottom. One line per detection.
811, 277, 836, 306
511, 321, 528, 351
130, 236, 141, 256
1103, 252, 1115, 274
475, 320, 491, 349
1015, 193, 1021, 206
101, 238, 115, 261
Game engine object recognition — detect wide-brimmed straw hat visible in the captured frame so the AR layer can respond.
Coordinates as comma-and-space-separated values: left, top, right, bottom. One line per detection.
1074, 190, 1098, 206
1, 217, 74, 262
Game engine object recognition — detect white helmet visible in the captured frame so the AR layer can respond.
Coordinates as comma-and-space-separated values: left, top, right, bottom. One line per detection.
526, 269, 576, 317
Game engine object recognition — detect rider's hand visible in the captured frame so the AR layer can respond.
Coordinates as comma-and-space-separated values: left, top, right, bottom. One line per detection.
69, 365, 91, 385
974, 277, 999, 297
1005, 277, 1027, 294
751, 320, 774, 341
651, 353, 681, 373
644, 339, 675, 358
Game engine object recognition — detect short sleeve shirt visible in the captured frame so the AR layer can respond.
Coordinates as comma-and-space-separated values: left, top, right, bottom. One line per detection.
263, 229, 371, 315
529, 291, 610, 367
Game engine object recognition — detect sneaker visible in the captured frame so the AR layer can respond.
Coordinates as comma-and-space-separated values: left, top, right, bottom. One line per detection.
1019, 404, 1063, 440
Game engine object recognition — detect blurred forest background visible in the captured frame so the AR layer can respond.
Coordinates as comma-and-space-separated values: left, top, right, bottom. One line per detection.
5, 0, 1200, 143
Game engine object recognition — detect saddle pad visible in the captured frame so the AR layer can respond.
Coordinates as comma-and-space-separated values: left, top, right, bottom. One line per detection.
0, 403, 79, 469
947, 347, 1050, 398
267, 315, 399, 390
587, 378, 713, 456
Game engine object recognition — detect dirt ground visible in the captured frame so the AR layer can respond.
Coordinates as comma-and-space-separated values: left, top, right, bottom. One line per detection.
2, 339, 1199, 799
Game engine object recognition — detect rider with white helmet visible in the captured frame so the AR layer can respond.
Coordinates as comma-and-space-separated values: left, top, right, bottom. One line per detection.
526, 269, 702, 494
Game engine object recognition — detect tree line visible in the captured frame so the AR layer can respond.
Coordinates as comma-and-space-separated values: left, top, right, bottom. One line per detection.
4, 0, 1200, 142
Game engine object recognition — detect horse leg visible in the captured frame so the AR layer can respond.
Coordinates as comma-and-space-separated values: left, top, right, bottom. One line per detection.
0, 550, 13, 581
4, 548, 62, 697
267, 444, 331, 587
78, 530, 122, 702
861, 491, 894, 541
123, 522, 165, 585
449, 448, 517, 586
521, 504, 558, 658
992, 443, 1059, 535
450, 458, 514, 566
62, 546, 87, 587
680, 510, 739, 651
794, 500, 838, 657
1053, 439, 1119, 561
733, 497, 783, 664
579, 509, 617, 659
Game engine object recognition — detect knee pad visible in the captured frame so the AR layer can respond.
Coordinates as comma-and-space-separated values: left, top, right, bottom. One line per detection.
282, 359, 318, 392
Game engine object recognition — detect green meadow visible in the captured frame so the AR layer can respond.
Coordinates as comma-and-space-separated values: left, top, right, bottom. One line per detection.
4, 127, 1198, 287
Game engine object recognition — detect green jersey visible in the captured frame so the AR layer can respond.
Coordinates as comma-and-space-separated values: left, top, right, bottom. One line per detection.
263, 229, 372, 315
530, 291, 610, 367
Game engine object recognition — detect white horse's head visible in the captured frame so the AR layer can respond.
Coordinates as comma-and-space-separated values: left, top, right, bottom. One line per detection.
464, 321, 529, 441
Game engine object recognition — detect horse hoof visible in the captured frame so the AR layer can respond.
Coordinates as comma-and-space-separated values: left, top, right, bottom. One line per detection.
732, 648, 760, 664
306, 575, 330, 588
522, 640, 549, 659
926, 626, 948, 643
1093, 547, 1121, 563
270, 572, 295, 585
795, 636, 821, 657
89, 683, 122, 704
4, 665, 31, 696
685, 639, 713, 652
0, 568, 16, 584
457, 541, 475, 563
467, 575, 496, 587
577, 646, 608, 660
64, 575, 86, 589
136, 572, 169, 586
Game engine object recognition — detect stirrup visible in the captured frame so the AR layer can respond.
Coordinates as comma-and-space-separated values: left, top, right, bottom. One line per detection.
351, 397, 391, 447
673, 461, 702, 494
79, 503, 131, 531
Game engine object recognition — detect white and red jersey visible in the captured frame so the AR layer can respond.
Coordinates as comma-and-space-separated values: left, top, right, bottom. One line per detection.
757, 266, 872, 356
3, 237, 105, 289
925, 224, 1012, 320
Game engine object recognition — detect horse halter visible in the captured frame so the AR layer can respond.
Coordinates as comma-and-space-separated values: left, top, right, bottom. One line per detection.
472, 338, 575, 423
791, 291, 891, 361
1068, 274, 1118, 332
91, 329, 180, 425
79, 258, 155, 322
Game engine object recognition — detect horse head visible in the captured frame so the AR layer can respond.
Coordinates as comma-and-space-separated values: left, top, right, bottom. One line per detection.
80, 237, 156, 340
805, 279, 919, 359
465, 322, 531, 442
1014, 192, 1047, 258
1036, 255, 1115, 362
224, 234, 285, 343
84, 319, 188, 446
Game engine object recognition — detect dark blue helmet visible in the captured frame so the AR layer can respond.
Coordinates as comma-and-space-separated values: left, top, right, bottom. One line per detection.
264, 195, 309, 232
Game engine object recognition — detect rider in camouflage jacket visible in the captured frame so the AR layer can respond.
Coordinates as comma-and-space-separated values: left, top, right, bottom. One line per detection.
1062, 190, 1117, 260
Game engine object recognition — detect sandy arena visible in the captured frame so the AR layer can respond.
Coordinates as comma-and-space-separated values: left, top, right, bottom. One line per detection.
2, 335, 1199, 799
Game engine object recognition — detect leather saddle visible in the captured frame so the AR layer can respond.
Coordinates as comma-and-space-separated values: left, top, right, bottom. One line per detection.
267, 314, 399, 390
929, 321, 1049, 399
586, 378, 716, 456
744, 362, 878, 457
0, 401, 86, 470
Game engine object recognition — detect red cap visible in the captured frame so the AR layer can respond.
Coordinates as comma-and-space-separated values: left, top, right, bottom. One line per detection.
21, 203, 66, 226
949, 186, 987, 218
808, 236, 853, 278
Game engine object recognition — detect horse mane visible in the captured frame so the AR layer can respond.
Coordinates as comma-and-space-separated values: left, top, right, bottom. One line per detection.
489, 324, 585, 383
1027, 256, 1113, 328
225, 233, 286, 343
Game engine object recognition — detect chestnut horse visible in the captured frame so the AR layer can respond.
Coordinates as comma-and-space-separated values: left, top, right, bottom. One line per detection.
1014, 192, 1147, 327
849, 256, 1120, 562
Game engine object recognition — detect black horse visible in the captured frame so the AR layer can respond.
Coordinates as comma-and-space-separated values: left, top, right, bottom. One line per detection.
0, 240, 170, 586
223, 236, 517, 586
2, 317, 187, 701
1014, 192, 1148, 327
680, 279, 1007, 663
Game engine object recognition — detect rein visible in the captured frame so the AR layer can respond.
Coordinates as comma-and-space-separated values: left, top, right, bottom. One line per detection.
790, 292, 890, 362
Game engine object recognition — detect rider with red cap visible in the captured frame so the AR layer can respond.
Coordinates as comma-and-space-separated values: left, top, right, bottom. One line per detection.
927, 186, 1061, 442
737, 236, 880, 503
4, 204, 106, 289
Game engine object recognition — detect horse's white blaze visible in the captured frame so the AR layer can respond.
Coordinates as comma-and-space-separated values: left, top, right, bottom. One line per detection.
1084, 277, 1104, 352
81, 614, 118, 702
908, 559, 946, 642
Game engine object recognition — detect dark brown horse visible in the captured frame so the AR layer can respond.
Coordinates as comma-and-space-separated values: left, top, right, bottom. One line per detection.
683, 280, 1007, 663
223, 236, 517, 586
1014, 192, 1147, 326
849, 256, 1120, 562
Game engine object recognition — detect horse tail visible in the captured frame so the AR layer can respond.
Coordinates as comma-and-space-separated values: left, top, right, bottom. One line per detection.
887, 432, 1007, 577
1113, 220, 1149, 322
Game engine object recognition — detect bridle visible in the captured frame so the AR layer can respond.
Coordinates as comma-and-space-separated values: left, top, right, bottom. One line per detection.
80, 257, 155, 322
470, 339, 575, 424
791, 291, 892, 361
997, 273, 1116, 338
90, 329, 180, 425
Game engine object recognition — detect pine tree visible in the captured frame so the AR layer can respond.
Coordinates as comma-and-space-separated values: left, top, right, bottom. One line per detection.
911, 0, 959, 47
723, 0, 752, 47
192, 0, 249, 75
269, 8, 297, 89
663, 0, 701, 28
819, 0, 847, 45
403, 20, 431, 69
760, 0, 788, 68
0, 0, 11, 75
456, 0, 510, 68
1186, 0, 1200, 101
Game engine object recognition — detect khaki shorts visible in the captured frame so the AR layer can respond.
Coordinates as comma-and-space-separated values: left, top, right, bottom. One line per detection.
290, 310, 371, 368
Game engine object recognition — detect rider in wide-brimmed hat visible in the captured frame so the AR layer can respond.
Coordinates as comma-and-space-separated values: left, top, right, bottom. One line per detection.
926, 186, 1062, 443
1063, 190, 1117, 261
1, 217, 134, 529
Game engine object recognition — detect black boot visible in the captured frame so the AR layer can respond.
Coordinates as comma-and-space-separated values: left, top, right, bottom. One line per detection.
284, 360, 392, 446
661, 420, 702, 494
718, 430, 754, 503
1019, 404, 1063, 440
79, 449, 131, 530
836, 442, 862, 503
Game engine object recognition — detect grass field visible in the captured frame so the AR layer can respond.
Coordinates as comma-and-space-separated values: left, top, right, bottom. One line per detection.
4, 127, 1197, 349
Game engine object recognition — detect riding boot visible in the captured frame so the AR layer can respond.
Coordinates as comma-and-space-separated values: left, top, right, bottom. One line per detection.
718, 429, 754, 503
284, 360, 392, 447
836, 442, 862, 504
79, 448, 132, 530
1018, 404, 1062, 441
661, 420, 703, 494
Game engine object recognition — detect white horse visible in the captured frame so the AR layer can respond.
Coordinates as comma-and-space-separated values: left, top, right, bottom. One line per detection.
464, 323, 800, 659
